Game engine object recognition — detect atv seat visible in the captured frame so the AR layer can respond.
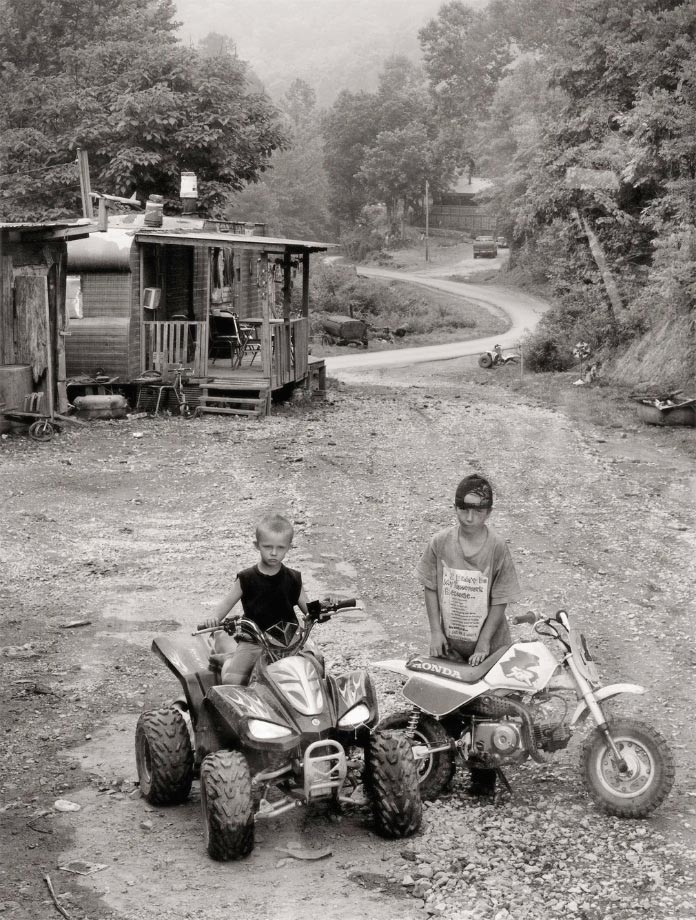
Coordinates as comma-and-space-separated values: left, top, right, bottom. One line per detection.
405, 646, 508, 684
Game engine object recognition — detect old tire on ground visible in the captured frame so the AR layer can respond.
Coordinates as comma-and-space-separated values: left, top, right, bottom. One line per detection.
379, 711, 455, 800
135, 706, 194, 805
365, 729, 422, 838
581, 718, 675, 818
200, 750, 255, 860
478, 353, 493, 368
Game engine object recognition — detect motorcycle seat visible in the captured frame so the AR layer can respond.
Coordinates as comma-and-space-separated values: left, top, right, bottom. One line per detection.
405, 646, 508, 684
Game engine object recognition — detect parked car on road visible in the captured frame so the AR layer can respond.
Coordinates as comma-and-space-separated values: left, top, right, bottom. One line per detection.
472, 236, 498, 258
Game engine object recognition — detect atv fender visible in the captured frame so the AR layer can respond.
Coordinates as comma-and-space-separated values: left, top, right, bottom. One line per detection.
570, 683, 645, 726
152, 635, 216, 718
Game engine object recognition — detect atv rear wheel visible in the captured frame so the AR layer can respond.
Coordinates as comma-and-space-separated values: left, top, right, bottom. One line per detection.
478, 353, 493, 368
365, 729, 422, 838
379, 710, 455, 800
200, 751, 255, 860
581, 718, 675, 818
135, 706, 194, 805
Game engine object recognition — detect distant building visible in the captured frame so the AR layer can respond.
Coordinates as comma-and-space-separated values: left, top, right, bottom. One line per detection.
430, 175, 496, 234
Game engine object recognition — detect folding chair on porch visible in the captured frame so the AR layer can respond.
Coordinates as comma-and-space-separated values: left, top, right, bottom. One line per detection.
209, 313, 244, 367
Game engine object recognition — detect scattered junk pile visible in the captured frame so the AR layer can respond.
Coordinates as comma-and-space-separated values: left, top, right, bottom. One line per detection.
632, 390, 696, 427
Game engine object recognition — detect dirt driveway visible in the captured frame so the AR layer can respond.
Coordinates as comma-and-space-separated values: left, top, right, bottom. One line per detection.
1, 356, 695, 920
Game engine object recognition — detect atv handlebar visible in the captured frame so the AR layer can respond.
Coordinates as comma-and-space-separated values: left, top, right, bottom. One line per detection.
194, 598, 357, 649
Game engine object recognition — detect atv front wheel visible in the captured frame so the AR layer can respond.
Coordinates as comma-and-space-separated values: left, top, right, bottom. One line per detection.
478, 353, 493, 368
200, 751, 255, 860
379, 710, 455, 800
365, 729, 422, 838
581, 718, 675, 818
135, 706, 194, 805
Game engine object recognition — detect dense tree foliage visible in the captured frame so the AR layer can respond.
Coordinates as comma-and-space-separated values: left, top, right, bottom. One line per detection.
225, 79, 333, 240
322, 56, 458, 226
0, 0, 285, 218
410, 0, 696, 380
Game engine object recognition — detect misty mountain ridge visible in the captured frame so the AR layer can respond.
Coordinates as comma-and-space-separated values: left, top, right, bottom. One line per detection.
174, 0, 489, 103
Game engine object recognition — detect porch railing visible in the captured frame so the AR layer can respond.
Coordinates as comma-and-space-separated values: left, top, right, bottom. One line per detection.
270, 317, 308, 388
142, 321, 206, 377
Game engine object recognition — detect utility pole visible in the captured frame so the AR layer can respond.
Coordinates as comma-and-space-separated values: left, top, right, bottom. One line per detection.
76, 149, 94, 219
425, 179, 430, 262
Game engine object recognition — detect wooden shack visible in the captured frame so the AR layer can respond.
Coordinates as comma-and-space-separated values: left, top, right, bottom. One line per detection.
0, 219, 94, 428
429, 176, 496, 234
65, 210, 330, 416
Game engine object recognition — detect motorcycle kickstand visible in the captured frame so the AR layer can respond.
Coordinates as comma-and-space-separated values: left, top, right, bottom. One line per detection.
496, 767, 513, 796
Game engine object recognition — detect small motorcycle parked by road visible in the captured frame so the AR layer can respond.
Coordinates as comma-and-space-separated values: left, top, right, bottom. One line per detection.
376, 609, 674, 818
479, 344, 520, 368
135, 598, 422, 860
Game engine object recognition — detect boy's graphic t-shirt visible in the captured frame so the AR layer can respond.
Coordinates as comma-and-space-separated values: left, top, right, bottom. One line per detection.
441, 564, 489, 642
416, 524, 521, 650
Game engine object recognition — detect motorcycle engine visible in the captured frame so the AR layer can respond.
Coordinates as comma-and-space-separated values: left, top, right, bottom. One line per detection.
473, 720, 523, 756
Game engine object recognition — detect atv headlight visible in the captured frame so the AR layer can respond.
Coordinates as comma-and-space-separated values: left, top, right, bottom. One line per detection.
338, 703, 371, 729
247, 719, 292, 740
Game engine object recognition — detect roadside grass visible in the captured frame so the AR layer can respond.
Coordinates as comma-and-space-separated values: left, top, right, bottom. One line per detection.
487, 364, 696, 458
309, 276, 509, 357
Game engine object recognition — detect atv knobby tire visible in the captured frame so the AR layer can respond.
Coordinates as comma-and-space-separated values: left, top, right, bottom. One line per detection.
200, 751, 255, 860
478, 353, 493, 368
379, 710, 455, 800
365, 729, 422, 838
581, 717, 675, 818
135, 706, 194, 805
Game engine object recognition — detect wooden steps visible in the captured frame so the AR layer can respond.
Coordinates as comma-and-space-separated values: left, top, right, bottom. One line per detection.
196, 381, 270, 418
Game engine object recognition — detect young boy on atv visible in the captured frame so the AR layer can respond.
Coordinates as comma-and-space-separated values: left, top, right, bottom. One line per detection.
416, 474, 521, 795
202, 512, 311, 685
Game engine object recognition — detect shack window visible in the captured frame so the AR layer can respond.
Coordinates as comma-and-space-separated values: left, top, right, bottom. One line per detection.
210, 247, 234, 304
66, 275, 83, 319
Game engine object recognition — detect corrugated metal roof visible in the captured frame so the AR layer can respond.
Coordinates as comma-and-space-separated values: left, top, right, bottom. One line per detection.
134, 228, 332, 252
0, 219, 92, 230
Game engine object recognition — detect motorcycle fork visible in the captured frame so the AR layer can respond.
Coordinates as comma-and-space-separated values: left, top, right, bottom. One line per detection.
566, 657, 629, 773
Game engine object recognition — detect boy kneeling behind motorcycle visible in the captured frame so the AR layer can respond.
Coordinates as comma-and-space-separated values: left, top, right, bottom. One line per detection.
417, 474, 521, 796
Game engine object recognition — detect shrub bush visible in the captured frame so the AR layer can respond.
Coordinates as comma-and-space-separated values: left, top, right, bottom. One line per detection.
522, 332, 574, 372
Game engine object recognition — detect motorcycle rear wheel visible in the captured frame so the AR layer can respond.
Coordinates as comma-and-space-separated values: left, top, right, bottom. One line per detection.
365, 730, 422, 838
378, 711, 455, 801
135, 706, 194, 805
581, 718, 675, 818
200, 750, 255, 860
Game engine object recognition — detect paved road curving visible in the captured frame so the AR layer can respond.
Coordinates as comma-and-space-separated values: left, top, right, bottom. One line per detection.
324, 264, 549, 371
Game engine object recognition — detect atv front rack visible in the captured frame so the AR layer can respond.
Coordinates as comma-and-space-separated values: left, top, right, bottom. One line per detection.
251, 740, 349, 820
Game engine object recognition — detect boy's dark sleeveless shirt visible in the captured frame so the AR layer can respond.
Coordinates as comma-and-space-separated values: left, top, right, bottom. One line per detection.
237, 564, 302, 631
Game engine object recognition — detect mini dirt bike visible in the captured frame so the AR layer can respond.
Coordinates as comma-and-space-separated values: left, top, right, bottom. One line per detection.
135, 599, 421, 860
376, 609, 674, 818
478, 345, 520, 368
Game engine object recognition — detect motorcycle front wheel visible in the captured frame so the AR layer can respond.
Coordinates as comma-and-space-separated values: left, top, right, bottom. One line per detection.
581, 717, 675, 818
379, 711, 455, 800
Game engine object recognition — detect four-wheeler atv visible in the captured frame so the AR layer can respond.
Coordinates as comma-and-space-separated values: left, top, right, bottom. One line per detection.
135, 599, 422, 860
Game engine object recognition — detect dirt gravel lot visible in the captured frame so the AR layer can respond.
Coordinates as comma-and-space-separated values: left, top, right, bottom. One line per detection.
1, 356, 695, 920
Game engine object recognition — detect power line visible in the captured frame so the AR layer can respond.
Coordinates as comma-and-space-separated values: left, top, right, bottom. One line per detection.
0, 160, 79, 183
